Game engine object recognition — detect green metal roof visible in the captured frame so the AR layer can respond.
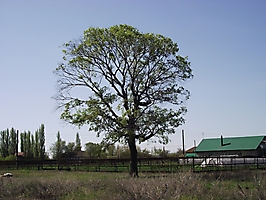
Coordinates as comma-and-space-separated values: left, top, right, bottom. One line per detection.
196, 136, 265, 152
185, 153, 197, 157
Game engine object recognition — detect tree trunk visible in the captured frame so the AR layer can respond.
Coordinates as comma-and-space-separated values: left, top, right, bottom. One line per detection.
128, 135, 138, 177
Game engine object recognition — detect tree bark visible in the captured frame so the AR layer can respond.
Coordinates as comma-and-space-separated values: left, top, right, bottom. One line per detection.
128, 135, 138, 177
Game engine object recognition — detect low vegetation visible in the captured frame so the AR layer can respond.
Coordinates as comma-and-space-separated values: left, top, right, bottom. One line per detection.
0, 170, 265, 199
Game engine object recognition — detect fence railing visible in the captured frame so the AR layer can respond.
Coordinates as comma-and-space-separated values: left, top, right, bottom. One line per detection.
1, 156, 266, 172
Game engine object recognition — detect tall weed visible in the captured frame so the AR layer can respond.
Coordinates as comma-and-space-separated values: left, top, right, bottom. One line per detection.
0, 170, 266, 199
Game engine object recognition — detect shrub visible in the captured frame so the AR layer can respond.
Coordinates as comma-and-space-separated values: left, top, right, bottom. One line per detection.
5, 155, 16, 161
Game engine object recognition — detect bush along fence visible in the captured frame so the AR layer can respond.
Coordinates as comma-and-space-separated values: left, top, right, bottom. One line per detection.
1, 157, 266, 172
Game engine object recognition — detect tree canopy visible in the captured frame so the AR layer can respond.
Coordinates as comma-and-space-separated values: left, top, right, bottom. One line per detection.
54, 24, 193, 176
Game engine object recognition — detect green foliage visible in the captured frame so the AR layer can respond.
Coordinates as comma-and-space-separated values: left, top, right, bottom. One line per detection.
26, 131, 33, 158
38, 124, 46, 159
19, 124, 46, 159
34, 130, 39, 158
4, 154, 16, 161
115, 145, 130, 158
50, 131, 83, 159
85, 142, 106, 158
9, 128, 17, 155
152, 146, 170, 157
54, 24, 193, 175
55, 24, 192, 145
0, 128, 18, 158
20, 133, 24, 153
74, 132, 82, 151
50, 131, 63, 159
105, 144, 116, 158
0, 129, 9, 157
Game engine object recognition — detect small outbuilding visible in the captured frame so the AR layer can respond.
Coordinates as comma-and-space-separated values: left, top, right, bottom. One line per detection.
185, 146, 197, 157
196, 135, 266, 157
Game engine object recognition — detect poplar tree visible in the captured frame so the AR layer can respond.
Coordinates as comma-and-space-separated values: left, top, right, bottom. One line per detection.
26, 131, 32, 158
34, 130, 39, 158
38, 124, 45, 159
75, 132, 82, 151
0, 130, 8, 157
20, 131, 25, 153
0, 129, 9, 157
9, 127, 17, 155
49, 131, 63, 160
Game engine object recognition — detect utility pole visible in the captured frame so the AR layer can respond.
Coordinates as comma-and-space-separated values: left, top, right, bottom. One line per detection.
16, 130, 19, 156
16, 130, 19, 170
182, 130, 185, 155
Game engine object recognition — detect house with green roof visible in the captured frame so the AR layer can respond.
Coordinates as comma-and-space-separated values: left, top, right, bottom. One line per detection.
196, 135, 266, 157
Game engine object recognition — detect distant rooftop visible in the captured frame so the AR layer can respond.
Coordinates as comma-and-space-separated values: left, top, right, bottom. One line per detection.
196, 135, 265, 152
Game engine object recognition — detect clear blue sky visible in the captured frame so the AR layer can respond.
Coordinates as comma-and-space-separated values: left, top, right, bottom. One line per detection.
1, 1, 266, 153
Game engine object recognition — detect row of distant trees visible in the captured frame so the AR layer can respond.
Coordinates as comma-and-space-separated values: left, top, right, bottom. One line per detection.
1, 125, 182, 160
0, 125, 81, 160
49, 131, 183, 159
50, 137, 183, 159
0, 127, 17, 158
85, 144, 183, 159
20, 124, 45, 159
49, 131, 82, 159
0, 124, 45, 159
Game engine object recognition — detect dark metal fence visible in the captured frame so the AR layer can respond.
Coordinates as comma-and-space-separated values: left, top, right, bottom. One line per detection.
1, 156, 266, 172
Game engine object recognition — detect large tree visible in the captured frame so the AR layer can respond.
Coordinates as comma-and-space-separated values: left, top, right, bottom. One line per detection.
54, 24, 193, 176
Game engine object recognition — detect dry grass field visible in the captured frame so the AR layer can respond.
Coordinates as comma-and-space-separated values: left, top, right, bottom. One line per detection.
0, 169, 265, 199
